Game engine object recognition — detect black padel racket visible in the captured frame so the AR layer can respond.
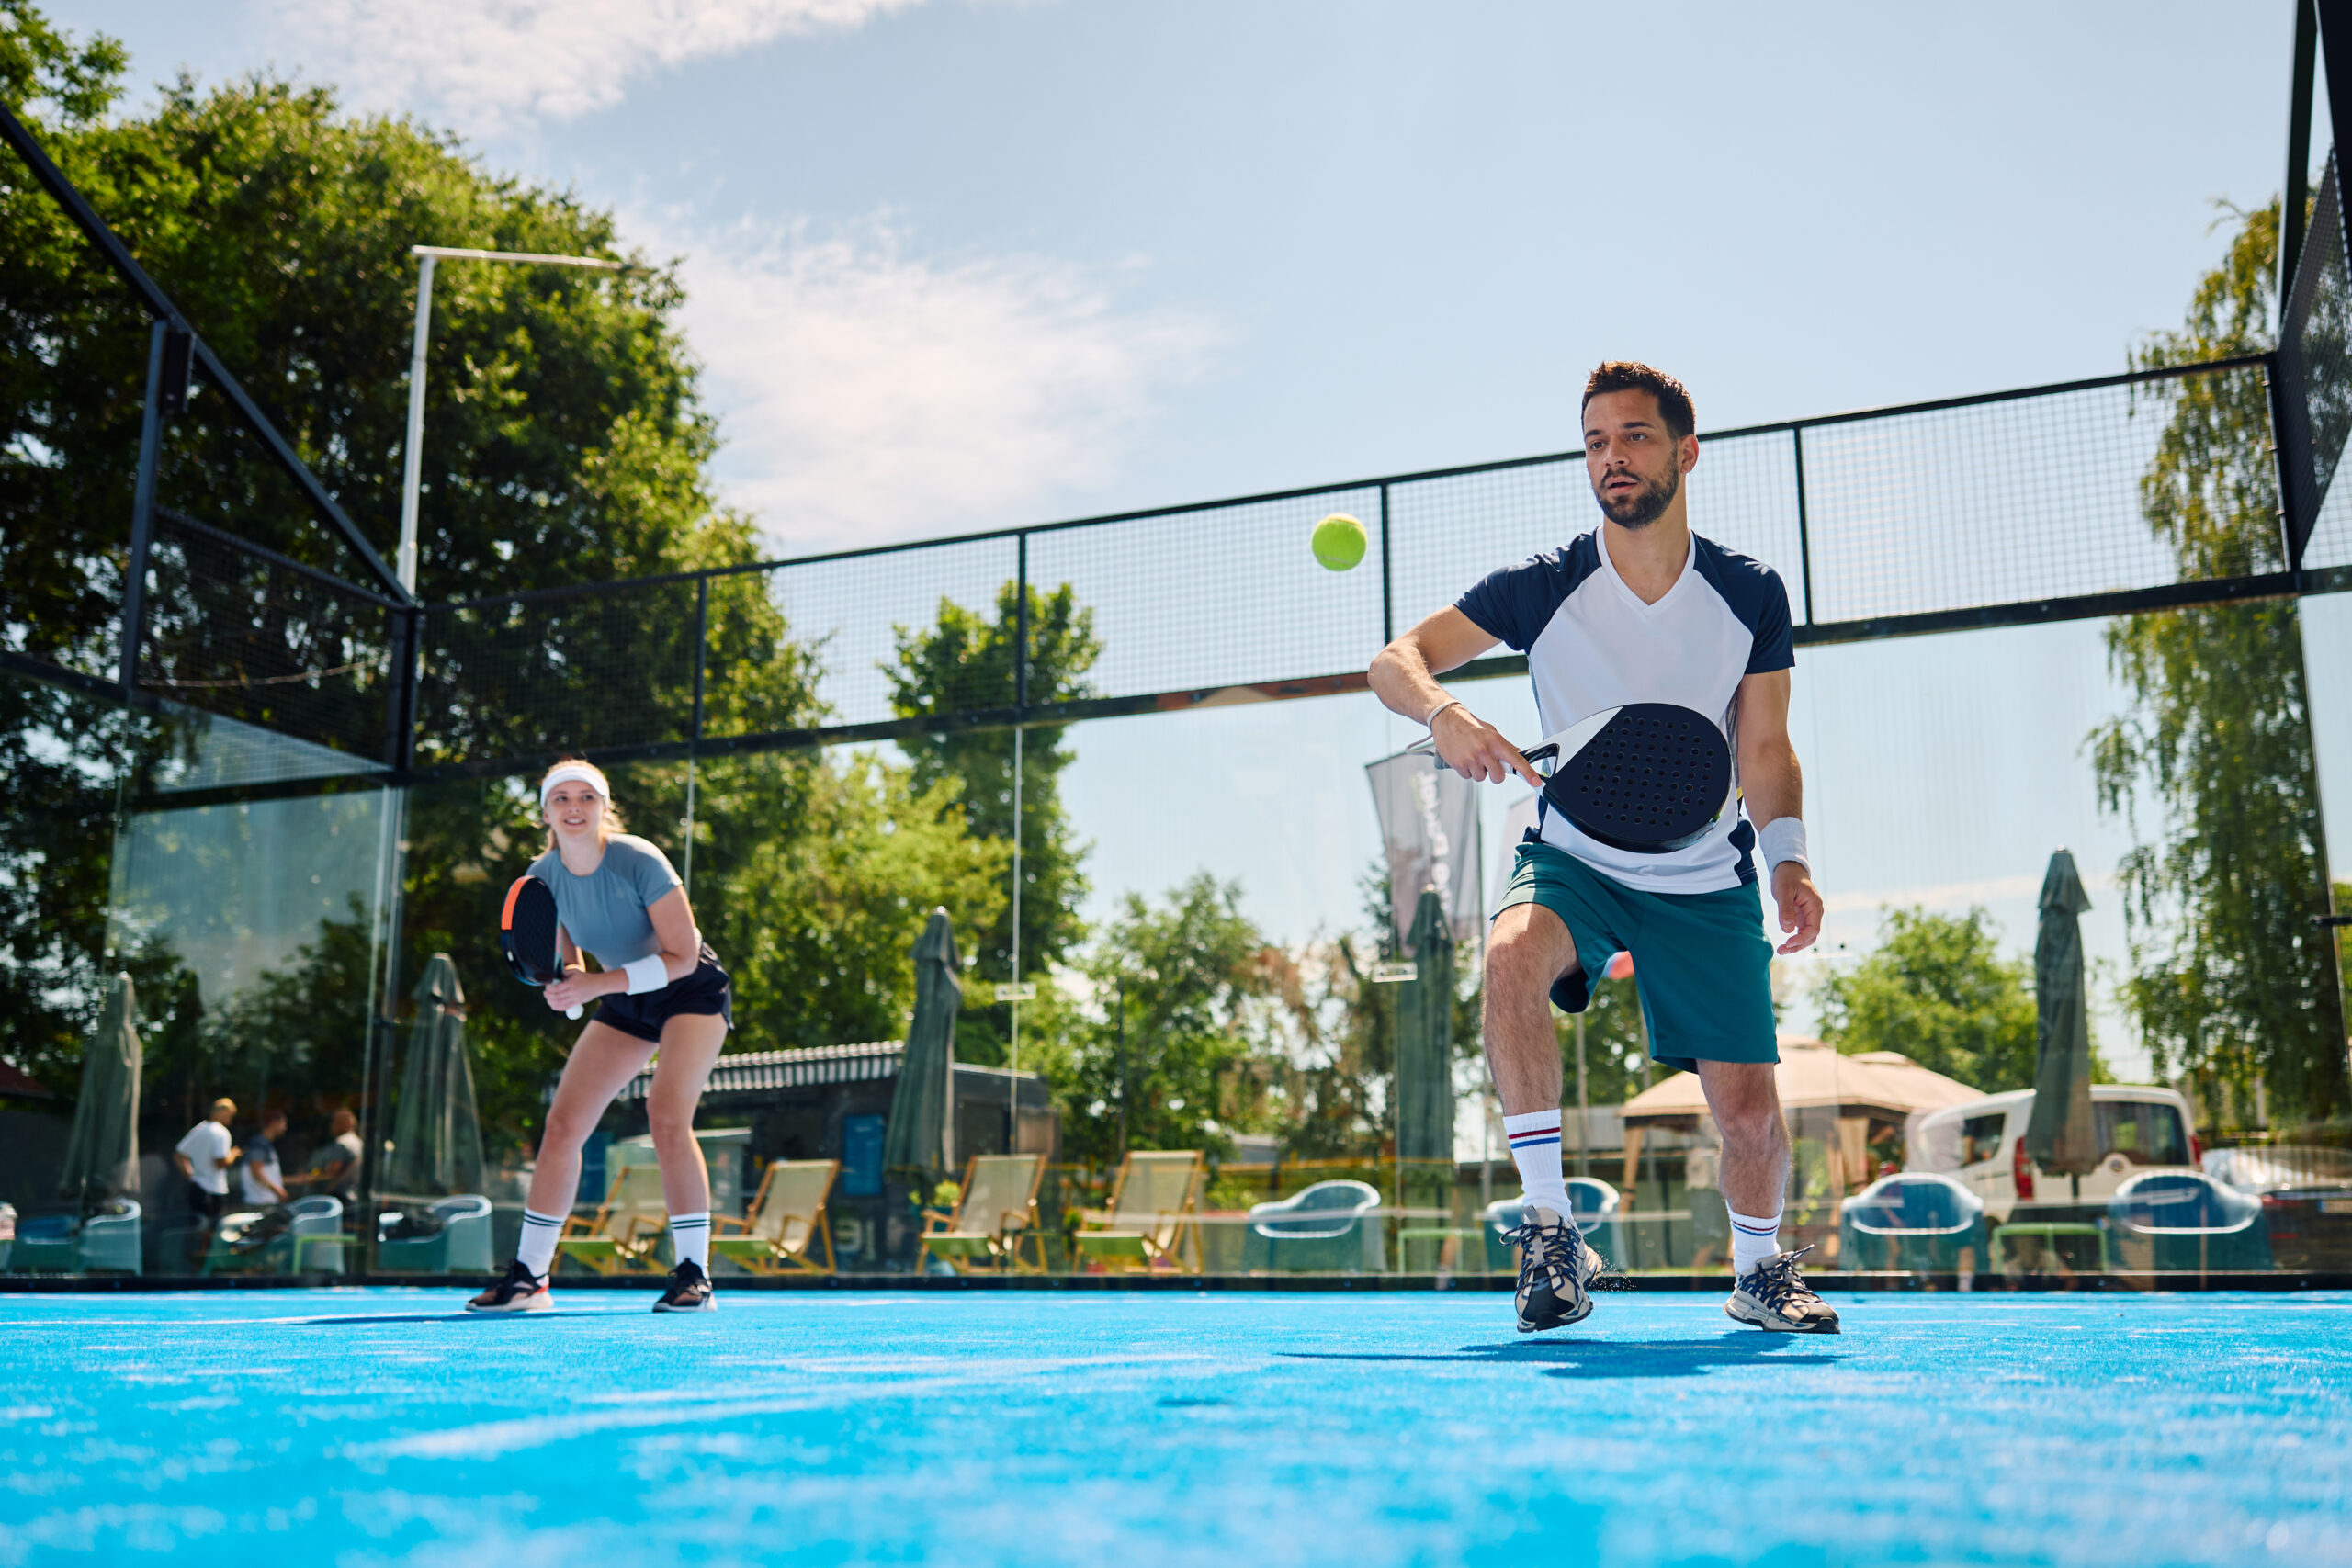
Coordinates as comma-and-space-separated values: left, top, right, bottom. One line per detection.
501, 875, 582, 1019
1523, 704, 1732, 853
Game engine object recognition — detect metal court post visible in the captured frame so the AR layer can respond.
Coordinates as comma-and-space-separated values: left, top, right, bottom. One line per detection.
119, 319, 167, 694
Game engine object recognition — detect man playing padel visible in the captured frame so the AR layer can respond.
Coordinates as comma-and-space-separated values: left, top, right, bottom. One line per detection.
1370, 360, 1838, 1334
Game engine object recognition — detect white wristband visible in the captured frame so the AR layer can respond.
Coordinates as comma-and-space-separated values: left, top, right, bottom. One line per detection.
1758, 817, 1809, 877
622, 954, 670, 995
1425, 698, 1466, 729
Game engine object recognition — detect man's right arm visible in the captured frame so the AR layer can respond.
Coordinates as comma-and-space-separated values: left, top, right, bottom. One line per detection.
1369, 608, 1543, 789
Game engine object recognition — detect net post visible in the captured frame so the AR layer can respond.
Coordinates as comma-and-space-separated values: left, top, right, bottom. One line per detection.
1378, 480, 1394, 648
2285, 0, 2319, 310
384, 605, 421, 770
1792, 426, 1816, 624
119, 319, 168, 696
685, 574, 708, 896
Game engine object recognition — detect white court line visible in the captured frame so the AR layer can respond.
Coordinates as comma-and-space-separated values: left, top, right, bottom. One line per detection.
347, 1354, 1241, 1461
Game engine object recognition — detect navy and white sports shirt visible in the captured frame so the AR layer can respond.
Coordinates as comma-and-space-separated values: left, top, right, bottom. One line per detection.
1455, 528, 1793, 894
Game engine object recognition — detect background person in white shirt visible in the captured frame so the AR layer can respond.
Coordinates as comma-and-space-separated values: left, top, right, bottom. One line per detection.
173, 1098, 240, 1255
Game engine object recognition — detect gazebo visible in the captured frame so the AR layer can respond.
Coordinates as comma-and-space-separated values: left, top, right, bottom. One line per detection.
1618, 1036, 1984, 1199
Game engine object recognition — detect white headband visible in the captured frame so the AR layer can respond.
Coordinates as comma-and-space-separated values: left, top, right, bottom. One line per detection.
540, 762, 611, 813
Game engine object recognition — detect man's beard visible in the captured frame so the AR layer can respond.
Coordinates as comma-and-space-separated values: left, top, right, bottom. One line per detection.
1596, 464, 1679, 528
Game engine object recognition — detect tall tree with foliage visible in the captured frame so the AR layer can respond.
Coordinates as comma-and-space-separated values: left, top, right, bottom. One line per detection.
887, 581, 1099, 1064
1815, 907, 2041, 1092
2088, 197, 2348, 1122
1044, 873, 1280, 1169
0, 8, 1014, 1162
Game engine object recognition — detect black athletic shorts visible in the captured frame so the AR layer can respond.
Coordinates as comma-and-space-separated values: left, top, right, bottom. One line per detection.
185, 1184, 226, 1224
594, 943, 732, 1043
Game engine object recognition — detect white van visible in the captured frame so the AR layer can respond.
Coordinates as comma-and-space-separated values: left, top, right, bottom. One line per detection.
1905, 1085, 2200, 1221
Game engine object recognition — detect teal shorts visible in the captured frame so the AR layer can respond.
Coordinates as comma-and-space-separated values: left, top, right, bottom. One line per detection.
1495, 840, 1778, 1074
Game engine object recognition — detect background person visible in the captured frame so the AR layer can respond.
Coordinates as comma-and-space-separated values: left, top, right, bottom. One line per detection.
469, 759, 733, 1314
240, 1111, 289, 1207
286, 1108, 363, 1201
1370, 360, 1838, 1336
173, 1098, 239, 1262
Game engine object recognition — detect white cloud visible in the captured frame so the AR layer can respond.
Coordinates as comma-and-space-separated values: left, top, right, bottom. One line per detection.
260, 0, 929, 134
665, 213, 1221, 549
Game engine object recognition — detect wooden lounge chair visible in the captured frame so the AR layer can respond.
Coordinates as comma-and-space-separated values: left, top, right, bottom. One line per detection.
711, 1159, 839, 1276
556, 1164, 669, 1275
920, 1154, 1046, 1274
1072, 1150, 1204, 1272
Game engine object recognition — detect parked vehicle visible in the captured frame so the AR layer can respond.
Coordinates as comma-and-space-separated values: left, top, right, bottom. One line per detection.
2204, 1145, 2352, 1271
1906, 1085, 2199, 1223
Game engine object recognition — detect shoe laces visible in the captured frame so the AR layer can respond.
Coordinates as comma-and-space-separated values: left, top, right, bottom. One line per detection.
1747, 1243, 1822, 1307
1505, 1213, 1583, 1280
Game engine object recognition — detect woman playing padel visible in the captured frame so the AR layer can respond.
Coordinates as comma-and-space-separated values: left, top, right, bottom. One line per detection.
469, 760, 732, 1313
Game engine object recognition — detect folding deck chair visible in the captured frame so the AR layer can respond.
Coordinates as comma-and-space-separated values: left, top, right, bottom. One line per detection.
1072, 1150, 1204, 1272
555, 1164, 670, 1274
711, 1159, 840, 1276
920, 1154, 1046, 1274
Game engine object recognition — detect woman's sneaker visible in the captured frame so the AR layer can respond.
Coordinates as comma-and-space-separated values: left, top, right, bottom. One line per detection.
1726, 1245, 1841, 1333
1505, 1204, 1598, 1333
653, 1258, 715, 1312
466, 1258, 552, 1313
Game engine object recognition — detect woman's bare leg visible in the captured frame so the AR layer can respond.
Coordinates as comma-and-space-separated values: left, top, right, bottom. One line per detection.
526, 1021, 660, 1217
645, 1013, 729, 1216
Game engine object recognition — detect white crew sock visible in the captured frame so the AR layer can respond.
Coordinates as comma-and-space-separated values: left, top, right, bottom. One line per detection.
515, 1206, 564, 1276
668, 1211, 711, 1270
1729, 1205, 1784, 1280
1503, 1111, 1574, 1222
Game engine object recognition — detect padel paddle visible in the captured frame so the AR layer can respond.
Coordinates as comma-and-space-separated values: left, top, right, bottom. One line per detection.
1419, 703, 1732, 853
501, 875, 582, 1019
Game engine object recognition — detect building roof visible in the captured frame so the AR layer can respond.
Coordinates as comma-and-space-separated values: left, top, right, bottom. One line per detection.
619, 1041, 902, 1102
1619, 1037, 1985, 1127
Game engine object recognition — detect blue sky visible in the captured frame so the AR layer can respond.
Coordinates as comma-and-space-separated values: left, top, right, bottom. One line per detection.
58, 1, 2328, 1083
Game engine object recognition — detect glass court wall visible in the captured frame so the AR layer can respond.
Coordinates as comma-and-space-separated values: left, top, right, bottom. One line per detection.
8, 355, 2351, 1285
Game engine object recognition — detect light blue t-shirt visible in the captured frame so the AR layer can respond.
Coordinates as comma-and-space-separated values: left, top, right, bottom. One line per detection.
526, 834, 682, 967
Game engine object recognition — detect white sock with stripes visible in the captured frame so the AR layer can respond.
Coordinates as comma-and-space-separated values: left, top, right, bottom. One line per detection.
669, 1211, 711, 1269
1503, 1111, 1574, 1222
1729, 1205, 1784, 1279
515, 1206, 564, 1276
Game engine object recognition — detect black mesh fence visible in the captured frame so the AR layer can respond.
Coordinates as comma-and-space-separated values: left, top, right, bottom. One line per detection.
89, 351, 2316, 777
397, 355, 2290, 773
416, 578, 701, 765
138, 510, 401, 761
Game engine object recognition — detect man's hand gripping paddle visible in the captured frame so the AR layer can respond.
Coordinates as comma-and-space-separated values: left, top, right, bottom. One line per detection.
501, 876, 582, 1019
1419, 702, 1732, 853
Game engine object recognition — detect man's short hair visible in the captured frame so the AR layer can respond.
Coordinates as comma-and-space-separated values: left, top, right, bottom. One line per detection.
210, 1097, 236, 1116
1582, 362, 1696, 442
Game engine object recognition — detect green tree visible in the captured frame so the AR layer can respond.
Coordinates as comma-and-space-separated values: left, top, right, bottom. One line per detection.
1048, 873, 1279, 1170
2088, 198, 2349, 1122
1815, 906, 2040, 1092
0, 10, 1014, 1165
887, 581, 1100, 1066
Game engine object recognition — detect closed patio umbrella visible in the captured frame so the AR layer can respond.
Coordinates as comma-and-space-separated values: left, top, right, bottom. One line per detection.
383, 953, 484, 1198
57, 973, 141, 1210
1395, 887, 1455, 1168
884, 908, 961, 1182
2024, 849, 2099, 1189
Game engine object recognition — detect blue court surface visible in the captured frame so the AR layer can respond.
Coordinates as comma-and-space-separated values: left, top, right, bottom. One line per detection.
3, 1289, 2346, 1566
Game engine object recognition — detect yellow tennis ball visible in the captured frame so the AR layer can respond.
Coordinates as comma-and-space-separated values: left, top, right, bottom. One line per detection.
1312, 513, 1367, 571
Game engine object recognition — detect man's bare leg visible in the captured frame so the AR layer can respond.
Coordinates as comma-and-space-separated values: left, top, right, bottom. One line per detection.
1698, 1059, 1838, 1331
1482, 904, 1597, 1331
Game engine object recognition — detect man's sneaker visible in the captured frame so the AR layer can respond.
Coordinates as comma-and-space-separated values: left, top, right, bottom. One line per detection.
1505, 1204, 1599, 1333
652, 1258, 715, 1312
466, 1258, 552, 1313
1726, 1245, 1841, 1334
